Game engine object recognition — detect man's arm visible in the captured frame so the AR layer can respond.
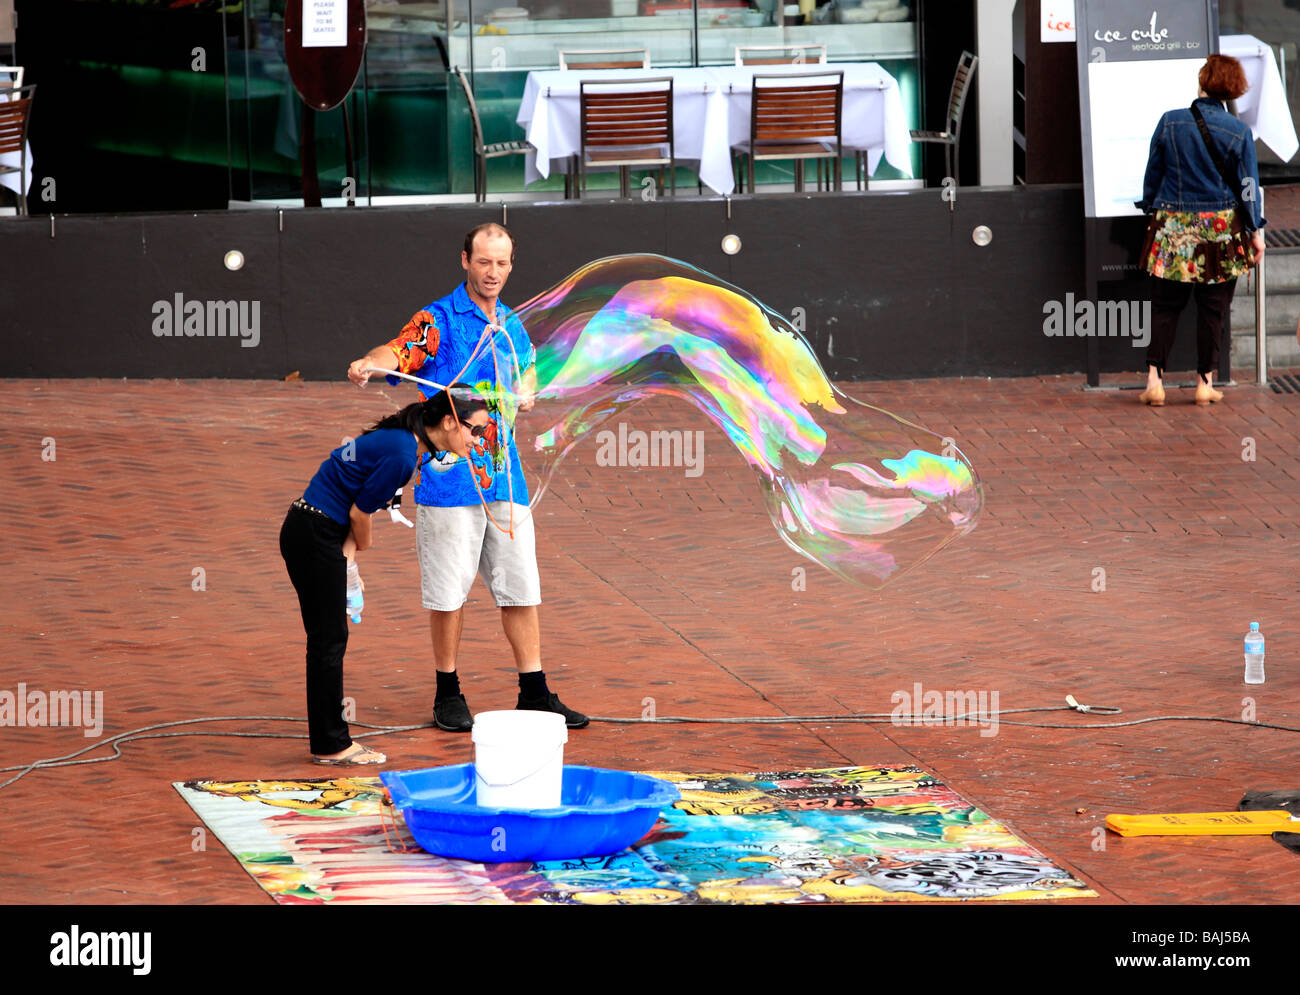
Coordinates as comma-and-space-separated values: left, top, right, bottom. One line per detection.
511, 331, 537, 411
349, 309, 441, 386
518, 364, 537, 411
349, 504, 373, 551
347, 344, 399, 386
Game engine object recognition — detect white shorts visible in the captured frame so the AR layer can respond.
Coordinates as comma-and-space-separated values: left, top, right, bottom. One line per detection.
416, 502, 541, 611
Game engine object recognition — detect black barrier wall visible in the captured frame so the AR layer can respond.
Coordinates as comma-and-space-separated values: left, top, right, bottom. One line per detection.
0, 187, 1208, 380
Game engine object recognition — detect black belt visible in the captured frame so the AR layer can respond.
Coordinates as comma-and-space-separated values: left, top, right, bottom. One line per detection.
292, 498, 335, 521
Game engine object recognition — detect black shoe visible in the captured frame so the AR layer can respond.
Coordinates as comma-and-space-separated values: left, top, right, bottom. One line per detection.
516, 692, 589, 729
433, 694, 473, 732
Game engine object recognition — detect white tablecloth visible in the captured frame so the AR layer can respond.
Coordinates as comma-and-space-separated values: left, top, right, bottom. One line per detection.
1221, 33, 1299, 163
0, 72, 31, 200
705, 64, 913, 181
519, 67, 725, 192
517, 62, 912, 195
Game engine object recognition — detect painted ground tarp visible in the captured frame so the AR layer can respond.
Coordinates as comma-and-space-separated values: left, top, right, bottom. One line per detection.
174, 765, 1097, 904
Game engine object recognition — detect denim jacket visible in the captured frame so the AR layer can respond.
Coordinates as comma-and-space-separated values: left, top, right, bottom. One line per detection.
1138, 97, 1265, 231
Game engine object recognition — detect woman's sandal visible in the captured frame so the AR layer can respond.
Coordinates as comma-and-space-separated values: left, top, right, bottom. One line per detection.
1139, 383, 1165, 406
1194, 380, 1224, 405
313, 743, 387, 766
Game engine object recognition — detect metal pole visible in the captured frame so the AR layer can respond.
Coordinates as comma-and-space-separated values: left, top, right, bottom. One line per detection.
363, 47, 372, 207
691, 0, 699, 66
1255, 187, 1267, 386
1255, 243, 1267, 385
466, 0, 474, 79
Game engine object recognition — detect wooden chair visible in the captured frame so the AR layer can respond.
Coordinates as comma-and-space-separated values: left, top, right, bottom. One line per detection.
0, 82, 33, 214
737, 71, 843, 194
558, 48, 650, 70
734, 44, 827, 66
733, 48, 830, 190
452, 66, 535, 203
864, 49, 976, 191
577, 77, 674, 198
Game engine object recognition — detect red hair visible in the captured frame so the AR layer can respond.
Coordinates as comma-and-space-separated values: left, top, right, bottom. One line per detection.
1199, 55, 1248, 101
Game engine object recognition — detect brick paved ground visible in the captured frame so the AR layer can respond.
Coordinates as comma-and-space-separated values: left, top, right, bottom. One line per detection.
1, 372, 1297, 905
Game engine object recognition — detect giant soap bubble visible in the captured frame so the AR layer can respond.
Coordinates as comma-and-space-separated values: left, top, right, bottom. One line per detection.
447, 254, 982, 588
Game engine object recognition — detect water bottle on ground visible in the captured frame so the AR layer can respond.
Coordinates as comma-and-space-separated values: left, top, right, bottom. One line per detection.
346, 561, 364, 624
1243, 622, 1264, 685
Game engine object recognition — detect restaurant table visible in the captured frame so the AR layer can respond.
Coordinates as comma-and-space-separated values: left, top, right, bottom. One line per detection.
702, 63, 913, 182
517, 62, 912, 195
1221, 33, 1299, 163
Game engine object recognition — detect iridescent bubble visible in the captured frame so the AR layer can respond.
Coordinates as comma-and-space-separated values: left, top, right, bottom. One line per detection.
453, 254, 983, 588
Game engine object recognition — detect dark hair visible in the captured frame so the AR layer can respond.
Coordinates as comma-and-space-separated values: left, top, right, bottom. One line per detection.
362, 382, 491, 450
463, 222, 516, 261
1199, 55, 1248, 102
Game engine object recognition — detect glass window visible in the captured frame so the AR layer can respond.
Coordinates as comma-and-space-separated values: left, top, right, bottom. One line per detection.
452, 0, 693, 71
222, 0, 920, 201
696, 0, 916, 66
1218, 3, 1300, 183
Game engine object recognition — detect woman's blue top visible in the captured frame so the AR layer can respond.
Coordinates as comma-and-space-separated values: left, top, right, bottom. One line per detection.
302, 428, 419, 525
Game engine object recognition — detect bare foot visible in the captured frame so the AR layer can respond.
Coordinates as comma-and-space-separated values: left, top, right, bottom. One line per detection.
313, 743, 387, 765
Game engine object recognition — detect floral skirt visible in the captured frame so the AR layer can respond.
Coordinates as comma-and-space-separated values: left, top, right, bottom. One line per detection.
1141, 208, 1251, 283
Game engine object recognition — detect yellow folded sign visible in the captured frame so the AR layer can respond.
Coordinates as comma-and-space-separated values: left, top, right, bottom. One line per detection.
1106, 810, 1294, 836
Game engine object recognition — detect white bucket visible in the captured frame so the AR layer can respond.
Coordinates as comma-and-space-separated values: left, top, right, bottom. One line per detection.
471, 710, 568, 809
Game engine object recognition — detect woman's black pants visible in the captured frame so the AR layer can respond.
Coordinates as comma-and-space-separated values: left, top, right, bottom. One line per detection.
279, 505, 352, 755
1145, 275, 1237, 379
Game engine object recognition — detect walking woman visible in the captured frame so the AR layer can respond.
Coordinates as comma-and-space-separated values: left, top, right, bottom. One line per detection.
1137, 54, 1266, 405
280, 387, 490, 765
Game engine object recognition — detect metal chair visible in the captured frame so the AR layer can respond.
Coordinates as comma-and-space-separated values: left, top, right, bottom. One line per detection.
577, 77, 674, 198
871, 49, 976, 191
736, 71, 843, 194
558, 48, 650, 70
452, 66, 534, 203
1273, 42, 1298, 101
734, 44, 827, 66
0, 82, 33, 215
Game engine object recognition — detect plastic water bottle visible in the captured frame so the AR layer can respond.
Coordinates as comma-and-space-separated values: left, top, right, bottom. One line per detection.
1243, 622, 1265, 685
346, 561, 363, 624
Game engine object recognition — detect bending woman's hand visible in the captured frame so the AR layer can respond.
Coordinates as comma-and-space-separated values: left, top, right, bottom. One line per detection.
348, 505, 373, 552
1251, 231, 1266, 266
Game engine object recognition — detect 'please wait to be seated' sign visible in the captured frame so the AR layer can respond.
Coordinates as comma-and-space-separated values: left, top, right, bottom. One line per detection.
304, 0, 348, 48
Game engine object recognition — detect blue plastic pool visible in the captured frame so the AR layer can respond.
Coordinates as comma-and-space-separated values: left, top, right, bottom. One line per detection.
380, 764, 681, 863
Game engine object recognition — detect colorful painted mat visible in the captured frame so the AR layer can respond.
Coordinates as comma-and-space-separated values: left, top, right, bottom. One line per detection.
174, 765, 1097, 904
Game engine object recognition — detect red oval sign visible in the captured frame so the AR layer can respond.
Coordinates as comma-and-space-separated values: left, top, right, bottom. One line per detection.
284, 0, 367, 111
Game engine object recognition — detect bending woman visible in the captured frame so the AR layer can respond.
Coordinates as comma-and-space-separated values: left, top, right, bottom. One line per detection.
1137, 54, 1265, 405
280, 387, 490, 765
